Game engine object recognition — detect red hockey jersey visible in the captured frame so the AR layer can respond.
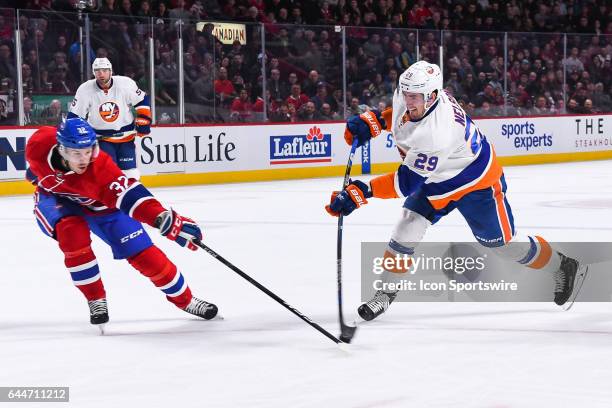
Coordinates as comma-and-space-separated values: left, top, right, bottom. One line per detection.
26, 126, 165, 226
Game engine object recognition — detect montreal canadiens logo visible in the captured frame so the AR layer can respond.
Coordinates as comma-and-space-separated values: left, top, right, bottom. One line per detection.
99, 101, 120, 122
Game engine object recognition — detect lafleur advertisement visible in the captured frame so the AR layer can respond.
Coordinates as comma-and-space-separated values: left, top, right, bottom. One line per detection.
269, 126, 332, 165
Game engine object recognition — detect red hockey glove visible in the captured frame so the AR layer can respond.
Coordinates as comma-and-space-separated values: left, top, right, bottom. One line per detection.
156, 209, 202, 251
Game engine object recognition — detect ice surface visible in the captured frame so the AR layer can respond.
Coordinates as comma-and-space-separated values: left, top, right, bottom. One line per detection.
2, 160, 612, 407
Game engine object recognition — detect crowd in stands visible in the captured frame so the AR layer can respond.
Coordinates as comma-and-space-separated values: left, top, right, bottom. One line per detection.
0, 0, 610, 125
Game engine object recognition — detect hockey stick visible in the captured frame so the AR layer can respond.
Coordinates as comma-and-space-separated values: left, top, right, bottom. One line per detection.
192, 239, 342, 345
336, 140, 360, 343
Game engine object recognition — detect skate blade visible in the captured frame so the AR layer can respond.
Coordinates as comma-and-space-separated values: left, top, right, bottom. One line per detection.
97, 323, 106, 335
563, 265, 589, 311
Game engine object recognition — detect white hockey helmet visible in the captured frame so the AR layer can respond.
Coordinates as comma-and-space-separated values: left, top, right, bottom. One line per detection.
399, 61, 443, 107
92, 57, 112, 73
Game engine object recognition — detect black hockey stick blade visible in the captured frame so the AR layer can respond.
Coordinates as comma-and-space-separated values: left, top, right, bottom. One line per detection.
193, 239, 342, 345
339, 322, 357, 343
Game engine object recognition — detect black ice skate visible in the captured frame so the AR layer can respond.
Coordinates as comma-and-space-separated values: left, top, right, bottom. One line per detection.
554, 254, 589, 311
358, 290, 397, 321
183, 297, 219, 320
88, 299, 109, 334
553, 254, 579, 306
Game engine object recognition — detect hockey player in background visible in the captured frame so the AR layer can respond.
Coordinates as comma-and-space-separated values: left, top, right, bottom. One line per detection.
326, 61, 585, 321
26, 117, 217, 331
68, 57, 151, 180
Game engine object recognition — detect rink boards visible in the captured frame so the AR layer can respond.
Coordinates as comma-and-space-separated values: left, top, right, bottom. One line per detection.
0, 113, 611, 195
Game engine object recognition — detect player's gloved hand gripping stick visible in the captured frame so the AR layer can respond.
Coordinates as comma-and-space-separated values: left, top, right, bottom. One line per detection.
157, 209, 202, 251
343, 110, 386, 147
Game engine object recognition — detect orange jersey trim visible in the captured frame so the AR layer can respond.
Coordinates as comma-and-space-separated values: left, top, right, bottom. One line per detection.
527, 236, 553, 269
135, 106, 152, 118
429, 148, 503, 210
492, 180, 513, 243
371, 172, 399, 199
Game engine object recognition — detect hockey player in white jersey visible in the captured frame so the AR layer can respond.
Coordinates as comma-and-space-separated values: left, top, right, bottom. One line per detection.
326, 61, 586, 321
68, 57, 151, 180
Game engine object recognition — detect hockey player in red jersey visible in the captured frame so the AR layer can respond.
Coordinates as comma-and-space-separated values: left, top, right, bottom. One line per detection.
26, 117, 217, 331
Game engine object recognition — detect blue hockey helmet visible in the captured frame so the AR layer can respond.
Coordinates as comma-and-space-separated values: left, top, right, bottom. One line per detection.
56, 117, 99, 161
57, 117, 97, 149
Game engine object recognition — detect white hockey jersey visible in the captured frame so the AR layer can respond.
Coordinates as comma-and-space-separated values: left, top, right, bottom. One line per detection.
378, 89, 502, 210
69, 75, 148, 142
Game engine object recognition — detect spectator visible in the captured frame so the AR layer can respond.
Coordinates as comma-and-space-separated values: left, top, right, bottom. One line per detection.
533, 96, 551, 115
270, 102, 291, 122
136, 0, 153, 17
156, 1, 170, 19
22, 96, 34, 125
475, 84, 497, 107
0, 44, 16, 84
99, 0, 120, 15
46, 52, 69, 77
21, 63, 35, 95
358, 56, 377, 83
192, 65, 214, 106
40, 98, 63, 125
592, 83, 612, 112
24, 50, 40, 90
231, 74, 246, 94
301, 70, 321, 98
214, 67, 236, 106
297, 101, 320, 121
286, 84, 309, 110
120, 0, 136, 20
0, 96, 15, 125
362, 33, 384, 61
267, 68, 287, 101
319, 102, 339, 121
567, 98, 582, 114
287, 102, 297, 122
563, 48, 584, 73
0, 15, 12, 42
445, 71, 464, 96
349, 96, 364, 115
169, 0, 191, 20
156, 50, 178, 99
230, 89, 253, 121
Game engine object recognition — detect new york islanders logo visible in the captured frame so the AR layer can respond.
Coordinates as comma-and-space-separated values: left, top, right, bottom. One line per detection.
99, 101, 120, 122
